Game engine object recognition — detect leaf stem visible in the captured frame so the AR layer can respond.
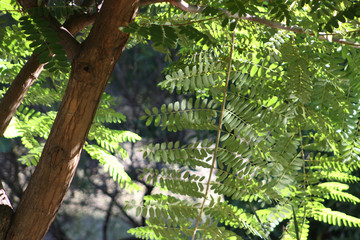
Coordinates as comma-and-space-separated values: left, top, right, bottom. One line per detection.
191, 22, 237, 240
292, 205, 300, 240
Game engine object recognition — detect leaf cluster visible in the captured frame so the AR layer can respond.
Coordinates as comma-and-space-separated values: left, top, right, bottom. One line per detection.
128, 3, 360, 239
19, 11, 69, 73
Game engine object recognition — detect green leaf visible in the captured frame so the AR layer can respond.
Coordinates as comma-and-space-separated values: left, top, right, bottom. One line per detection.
250, 65, 258, 77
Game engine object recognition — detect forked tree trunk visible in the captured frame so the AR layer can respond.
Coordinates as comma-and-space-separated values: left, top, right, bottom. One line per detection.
4, 0, 139, 239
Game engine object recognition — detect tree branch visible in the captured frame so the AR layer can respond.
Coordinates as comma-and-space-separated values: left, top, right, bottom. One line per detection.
0, 54, 44, 145
0, 6, 97, 139
103, 198, 114, 240
88, 179, 141, 228
166, 0, 360, 48
16, 0, 81, 59
236, 13, 360, 48
63, 12, 97, 36
46, 15, 81, 59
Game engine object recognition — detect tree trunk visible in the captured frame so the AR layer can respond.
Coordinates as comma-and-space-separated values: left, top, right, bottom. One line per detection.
5, 0, 139, 239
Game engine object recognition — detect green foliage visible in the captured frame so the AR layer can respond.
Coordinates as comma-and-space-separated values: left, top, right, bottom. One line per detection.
0, 0, 142, 192
3, 93, 142, 193
2, 0, 360, 239
19, 11, 70, 73
127, 1, 360, 239
84, 144, 142, 192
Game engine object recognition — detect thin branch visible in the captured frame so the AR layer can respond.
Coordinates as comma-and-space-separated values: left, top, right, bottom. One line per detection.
0, 3, 97, 139
89, 180, 141, 228
191, 20, 237, 240
12, 4, 79, 58
103, 198, 115, 240
248, 202, 271, 240
167, 0, 360, 48
16, 0, 82, 58
292, 206, 301, 240
236, 13, 360, 48
45, 15, 81, 59
63, 12, 97, 36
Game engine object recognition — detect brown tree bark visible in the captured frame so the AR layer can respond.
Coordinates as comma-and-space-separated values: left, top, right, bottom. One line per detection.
0, 1, 82, 139
0, 11, 95, 240
0, 55, 44, 139
4, 0, 139, 239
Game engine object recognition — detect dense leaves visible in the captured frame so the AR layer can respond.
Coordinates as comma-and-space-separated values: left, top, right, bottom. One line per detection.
130, 1, 360, 240
1, 0, 360, 239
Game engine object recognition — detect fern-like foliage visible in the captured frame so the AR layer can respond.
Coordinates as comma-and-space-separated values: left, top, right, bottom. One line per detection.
2, 0, 360, 238
3, 94, 142, 193
84, 144, 142, 192
128, 3, 360, 238
0, 0, 143, 192
19, 9, 70, 74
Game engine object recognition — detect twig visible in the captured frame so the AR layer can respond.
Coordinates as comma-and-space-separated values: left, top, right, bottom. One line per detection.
191, 20, 238, 240
103, 198, 115, 240
158, 0, 360, 49
236, 13, 360, 48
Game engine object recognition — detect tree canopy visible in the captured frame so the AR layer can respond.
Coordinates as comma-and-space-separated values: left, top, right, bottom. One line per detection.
1, 0, 360, 239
